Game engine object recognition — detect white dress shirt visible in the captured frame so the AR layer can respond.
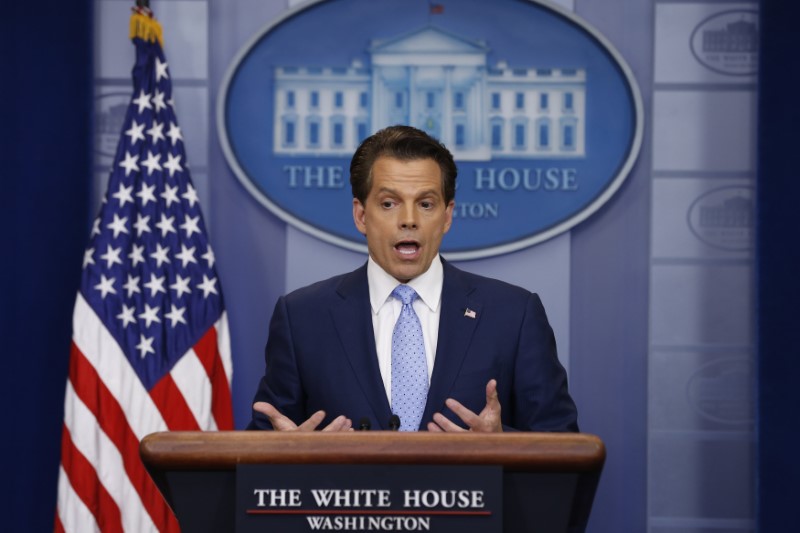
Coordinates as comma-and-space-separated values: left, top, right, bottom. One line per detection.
367, 255, 444, 403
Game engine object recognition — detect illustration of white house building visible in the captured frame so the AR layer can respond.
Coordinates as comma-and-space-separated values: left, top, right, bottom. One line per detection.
272, 26, 586, 160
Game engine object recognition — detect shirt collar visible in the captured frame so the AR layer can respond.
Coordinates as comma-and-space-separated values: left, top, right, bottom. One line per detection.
367, 255, 443, 314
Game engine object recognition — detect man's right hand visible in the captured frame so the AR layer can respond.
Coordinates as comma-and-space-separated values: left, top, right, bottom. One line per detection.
253, 402, 353, 431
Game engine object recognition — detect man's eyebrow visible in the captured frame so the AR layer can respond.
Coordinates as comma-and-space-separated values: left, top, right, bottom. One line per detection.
372, 187, 444, 203
375, 187, 441, 196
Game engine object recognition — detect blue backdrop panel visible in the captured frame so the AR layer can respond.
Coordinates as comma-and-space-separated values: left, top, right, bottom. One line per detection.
0, 3, 92, 531
757, 0, 800, 530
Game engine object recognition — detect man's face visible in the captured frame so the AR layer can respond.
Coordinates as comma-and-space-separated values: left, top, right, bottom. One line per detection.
353, 156, 454, 283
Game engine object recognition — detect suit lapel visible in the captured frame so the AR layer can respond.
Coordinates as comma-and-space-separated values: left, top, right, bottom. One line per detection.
422, 263, 480, 426
329, 264, 393, 428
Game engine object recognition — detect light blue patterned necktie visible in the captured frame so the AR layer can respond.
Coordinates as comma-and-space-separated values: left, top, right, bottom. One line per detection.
391, 284, 429, 431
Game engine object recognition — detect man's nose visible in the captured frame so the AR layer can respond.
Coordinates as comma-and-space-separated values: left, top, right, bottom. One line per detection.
399, 204, 418, 229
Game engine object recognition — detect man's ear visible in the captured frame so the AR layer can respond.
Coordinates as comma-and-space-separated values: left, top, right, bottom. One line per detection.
443, 200, 455, 234
353, 198, 367, 236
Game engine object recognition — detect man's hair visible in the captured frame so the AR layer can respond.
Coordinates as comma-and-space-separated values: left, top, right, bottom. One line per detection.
349, 125, 457, 205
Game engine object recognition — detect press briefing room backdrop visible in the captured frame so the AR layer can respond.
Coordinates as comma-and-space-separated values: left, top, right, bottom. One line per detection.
3, 0, 797, 532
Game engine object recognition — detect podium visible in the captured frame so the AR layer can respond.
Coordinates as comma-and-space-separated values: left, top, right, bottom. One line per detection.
140, 431, 604, 533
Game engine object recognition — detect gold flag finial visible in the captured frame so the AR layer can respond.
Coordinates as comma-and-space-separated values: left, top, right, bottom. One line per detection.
129, 3, 163, 46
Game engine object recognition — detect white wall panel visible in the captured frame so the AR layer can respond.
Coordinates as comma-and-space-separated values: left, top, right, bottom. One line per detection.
652, 91, 756, 173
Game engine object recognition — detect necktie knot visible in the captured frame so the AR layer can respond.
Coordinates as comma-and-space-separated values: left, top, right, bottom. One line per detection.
392, 284, 418, 306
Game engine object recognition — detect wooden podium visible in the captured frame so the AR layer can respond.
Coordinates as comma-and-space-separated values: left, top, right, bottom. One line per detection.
140, 431, 605, 533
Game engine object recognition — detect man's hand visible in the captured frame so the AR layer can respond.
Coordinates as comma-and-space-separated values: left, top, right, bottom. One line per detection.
427, 379, 503, 433
253, 402, 353, 432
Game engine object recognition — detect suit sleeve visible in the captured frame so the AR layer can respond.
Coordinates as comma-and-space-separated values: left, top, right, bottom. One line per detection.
247, 296, 306, 430
510, 293, 579, 432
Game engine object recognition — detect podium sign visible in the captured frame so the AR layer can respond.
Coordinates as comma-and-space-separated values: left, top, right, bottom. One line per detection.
139, 431, 605, 533
236, 464, 502, 532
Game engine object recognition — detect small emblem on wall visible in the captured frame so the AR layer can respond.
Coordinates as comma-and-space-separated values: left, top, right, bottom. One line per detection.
687, 357, 754, 425
687, 185, 754, 251
690, 9, 758, 76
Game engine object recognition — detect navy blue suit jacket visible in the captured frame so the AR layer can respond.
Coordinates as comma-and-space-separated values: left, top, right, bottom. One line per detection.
249, 261, 578, 431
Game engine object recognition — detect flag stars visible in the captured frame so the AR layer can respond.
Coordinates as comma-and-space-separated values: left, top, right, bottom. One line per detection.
175, 244, 197, 268
94, 274, 117, 299
202, 245, 215, 268
163, 153, 182, 177
124, 120, 146, 145
141, 150, 162, 175
117, 304, 136, 328
152, 90, 167, 113
150, 243, 171, 268
136, 334, 155, 358
123, 274, 141, 298
138, 303, 161, 328
198, 274, 218, 298
106, 214, 129, 239
147, 120, 165, 144
129, 243, 145, 266
181, 184, 199, 208
155, 213, 177, 237
132, 89, 152, 114
165, 304, 187, 327
161, 184, 180, 207
180, 215, 201, 238
91, 218, 101, 236
155, 57, 169, 82
111, 183, 134, 208
136, 183, 157, 207
100, 244, 123, 268
166, 122, 183, 146
118, 151, 140, 177
134, 214, 151, 237
170, 274, 192, 298
143, 272, 167, 297
83, 248, 95, 268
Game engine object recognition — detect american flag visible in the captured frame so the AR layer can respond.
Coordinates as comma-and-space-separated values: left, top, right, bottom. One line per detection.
55, 8, 233, 532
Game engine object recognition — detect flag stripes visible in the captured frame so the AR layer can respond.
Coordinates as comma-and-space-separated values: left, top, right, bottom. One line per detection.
63, 335, 178, 531
150, 374, 202, 431
59, 424, 125, 533
57, 465, 100, 532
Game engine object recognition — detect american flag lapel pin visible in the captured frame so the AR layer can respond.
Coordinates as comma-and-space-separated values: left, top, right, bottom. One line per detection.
464, 308, 477, 319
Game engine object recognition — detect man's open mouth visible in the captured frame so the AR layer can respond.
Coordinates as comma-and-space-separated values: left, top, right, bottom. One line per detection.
394, 240, 420, 256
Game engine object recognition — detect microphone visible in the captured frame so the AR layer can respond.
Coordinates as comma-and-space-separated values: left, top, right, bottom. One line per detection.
358, 417, 371, 431
388, 414, 401, 431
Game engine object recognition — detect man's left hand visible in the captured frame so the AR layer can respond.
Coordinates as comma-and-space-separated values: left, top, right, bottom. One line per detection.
427, 379, 503, 433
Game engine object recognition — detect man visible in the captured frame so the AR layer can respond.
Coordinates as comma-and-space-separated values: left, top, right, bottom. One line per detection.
249, 125, 578, 432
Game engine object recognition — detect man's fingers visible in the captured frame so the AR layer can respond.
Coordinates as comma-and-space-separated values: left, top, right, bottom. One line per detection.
485, 379, 500, 409
427, 421, 445, 432
297, 410, 327, 431
445, 398, 481, 428
253, 401, 279, 418
434, 380, 504, 433
431, 412, 466, 432
253, 404, 353, 432
322, 415, 353, 432
253, 401, 298, 430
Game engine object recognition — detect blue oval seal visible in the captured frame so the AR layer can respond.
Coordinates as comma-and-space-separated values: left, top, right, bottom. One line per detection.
218, 0, 643, 259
